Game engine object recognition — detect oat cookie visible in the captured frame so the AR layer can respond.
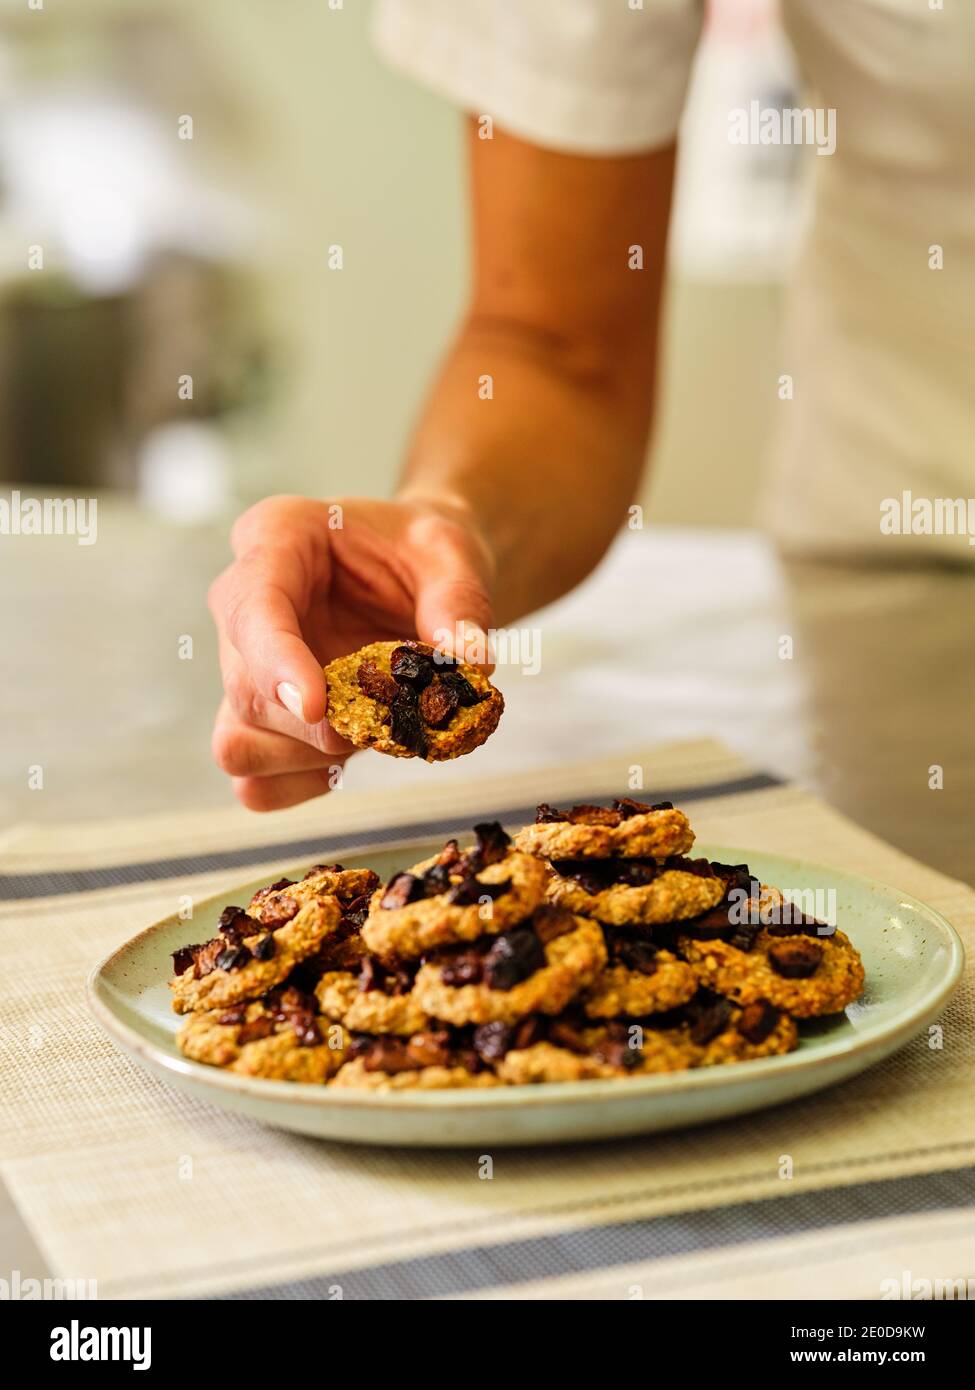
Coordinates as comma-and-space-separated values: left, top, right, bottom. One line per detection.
514, 798, 694, 861
413, 908, 607, 1027
547, 855, 725, 925
177, 987, 348, 1083
633, 992, 800, 1067
315, 962, 429, 1036
361, 823, 548, 961
495, 1041, 622, 1084
248, 864, 378, 926
581, 931, 697, 1018
169, 897, 341, 1015
324, 640, 503, 761
329, 1026, 500, 1089
679, 922, 864, 1017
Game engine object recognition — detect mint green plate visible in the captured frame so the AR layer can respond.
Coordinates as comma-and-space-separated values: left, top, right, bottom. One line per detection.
87, 841, 963, 1147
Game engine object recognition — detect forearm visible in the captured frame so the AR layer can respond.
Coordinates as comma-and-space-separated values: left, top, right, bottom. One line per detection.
398, 314, 657, 623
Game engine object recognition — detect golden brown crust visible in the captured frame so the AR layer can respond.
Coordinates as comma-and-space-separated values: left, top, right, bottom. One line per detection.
177, 1001, 348, 1082
323, 641, 503, 761
329, 1057, 501, 1090
547, 867, 725, 925
248, 866, 376, 923
169, 899, 342, 1015
413, 916, 607, 1026
514, 806, 693, 861
361, 851, 549, 961
678, 926, 865, 1017
581, 953, 698, 1019
314, 970, 429, 1036
496, 1042, 622, 1084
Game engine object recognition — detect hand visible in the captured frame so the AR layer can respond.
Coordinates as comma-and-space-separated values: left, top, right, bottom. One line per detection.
208, 494, 495, 810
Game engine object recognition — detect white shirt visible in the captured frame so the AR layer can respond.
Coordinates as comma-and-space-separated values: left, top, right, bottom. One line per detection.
374, 0, 975, 559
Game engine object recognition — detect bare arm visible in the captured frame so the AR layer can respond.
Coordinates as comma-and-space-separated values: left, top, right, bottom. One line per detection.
400, 118, 676, 621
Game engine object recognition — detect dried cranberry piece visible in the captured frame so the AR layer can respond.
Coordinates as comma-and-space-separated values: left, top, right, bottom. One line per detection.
422, 862, 453, 896
440, 950, 484, 987
616, 861, 659, 887
292, 1013, 323, 1047
456, 1048, 484, 1075
680, 904, 734, 940
419, 680, 460, 728
666, 856, 716, 880
472, 1020, 514, 1061
483, 927, 546, 991
303, 862, 343, 879
445, 875, 512, 906
358, 958, 383, 993
217, 1005, 247, 1025
171, 945, 197, 976
342, 893, 372, 929
534, 803, 565, 823
252, 934, 276, 961
390, 644, 435, 688
218, 905, 247, 932
469, 821, 511, 869
613, 936, 659, 975
436, 838, 463, 868
512, 1016, 546, 1050
768, 938, 824, 978
216, 945, 251, 972
728, 921, 761, 953
688, 996, 733, 1045
406, 1029, 452, 1068
548, 1018, 591, 1054
438, 670, 485, 706
566, 804, 621, 826
612, 796, 662, 818
593, 1029, 641, 1069
237, 1015, 275, 1044
390, 689, 428, 757
252, 878, 294, 900
380, 871, 424, 910
737, 1000, 781, 1044
765, 913, 830, 938
357, 660, 400, 705
360, 1037, 415, 1073
532, 905, 576, 943
256, 893, 299, 929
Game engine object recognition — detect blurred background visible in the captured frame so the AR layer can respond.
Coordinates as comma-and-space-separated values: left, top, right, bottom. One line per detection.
2, 0, 969, 885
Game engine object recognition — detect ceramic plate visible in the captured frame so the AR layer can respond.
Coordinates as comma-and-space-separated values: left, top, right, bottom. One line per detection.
87, 841, 964, 1147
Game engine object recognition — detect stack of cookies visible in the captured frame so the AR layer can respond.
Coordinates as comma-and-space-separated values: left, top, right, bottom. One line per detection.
170, 799, 865, 1089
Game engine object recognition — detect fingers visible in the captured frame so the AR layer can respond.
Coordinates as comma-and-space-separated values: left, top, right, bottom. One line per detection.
211, 699, 347, 778
218, 641, 356, 756
232, 766, 349, 813
408, 517, 496, 669
210, 545, 327, 725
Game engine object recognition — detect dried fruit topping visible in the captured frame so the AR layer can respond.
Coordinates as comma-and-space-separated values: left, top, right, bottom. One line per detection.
532, 904, 577, 944
421, 862, 453, 896
217, 1006, 248, 1025
303, 862, 344, 879
436, 839, 463, 868
469, 820, 511, 869
265, 986, 322, 1046
710, 862, 759, 898
380, 871, 425, 910
406, 1029, 452, 1068
472, 1020, 513, 1061
438, 670, 485, 706
359, 1036, 415, 1073
256, 893, 299, 929
613, 936, 659, 975
171, 945, 198, 976
737, 1000, 781, 1044
358, 957, 382, 993
592, 1021, 642, 1070
612, 797, 674, 818
252, 934, 276, 961
765, 913, 831, 939
390, 689, 429, 757
553, 858, 658, 892
566, 803, 621, 826
390, 644, 435, 689
615, 861, 659, 887
440, 950, 484, 988
237, 1015, 276, 1045
342, 893, 372, 929
728, 921, 762, 953
216, 945, 251, 972
253, 878, 295, 898
512, 1016, 546, 1050
357, 660, 400, 705
548, 1018, 591, 1054
534, 803, 565, 823
445, 875, 512, 906
665, 856, 716, 880
768, 938, 824, 978
218, 905, 247, 932
688, 996, 733, 1045
679, 903, 735, 941
483, 927, 546, 991
418, 681, 460, 728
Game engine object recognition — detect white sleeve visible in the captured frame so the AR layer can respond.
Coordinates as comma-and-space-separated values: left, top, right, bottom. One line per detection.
373, 0, 704, 155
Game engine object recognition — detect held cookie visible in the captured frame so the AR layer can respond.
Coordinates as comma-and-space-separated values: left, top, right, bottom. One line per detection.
177, 987, 348, 1083
581, 930, 697, 1018
315, 959, 429, 1036
547, 855, 726, 926
329, 1028, 501, 1089
361, 823, 548, 961
169, 898, 341, 1015
324, 640, 503, 761
514, 798, 694, 861
412, 907, 607, 1027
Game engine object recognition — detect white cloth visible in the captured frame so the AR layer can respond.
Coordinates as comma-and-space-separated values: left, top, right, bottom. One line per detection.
374, 0, 975, 559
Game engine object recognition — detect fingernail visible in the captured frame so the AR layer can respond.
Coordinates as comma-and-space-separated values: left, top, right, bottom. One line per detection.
276, 681, 305, 721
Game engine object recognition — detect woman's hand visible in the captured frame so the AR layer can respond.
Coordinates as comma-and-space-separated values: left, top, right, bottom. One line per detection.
208, 494, 495, 810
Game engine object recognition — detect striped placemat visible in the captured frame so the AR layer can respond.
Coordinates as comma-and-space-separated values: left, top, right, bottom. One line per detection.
1, 739, 972, 1300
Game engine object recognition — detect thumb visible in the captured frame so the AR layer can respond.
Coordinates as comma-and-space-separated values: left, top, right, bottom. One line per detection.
413, 561, 495, 671
213, 549, 327, 724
